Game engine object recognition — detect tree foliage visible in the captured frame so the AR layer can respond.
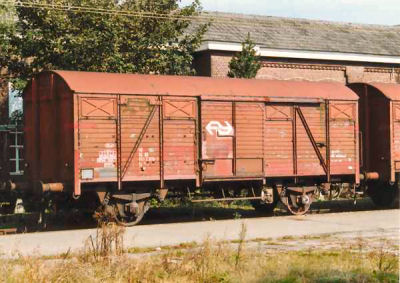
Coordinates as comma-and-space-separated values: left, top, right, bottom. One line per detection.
9, 0, 208, 90
0, 3, 17, 122
227, 34, 261, 79
0, 2, 16, 71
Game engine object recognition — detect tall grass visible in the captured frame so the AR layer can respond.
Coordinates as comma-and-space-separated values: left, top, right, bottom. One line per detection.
235, 222, 247, 268
0, 230, 398, 283
82, 220, 125, 262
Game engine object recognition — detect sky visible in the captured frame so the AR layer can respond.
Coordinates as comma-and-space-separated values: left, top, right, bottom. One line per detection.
180, 0, 400, 25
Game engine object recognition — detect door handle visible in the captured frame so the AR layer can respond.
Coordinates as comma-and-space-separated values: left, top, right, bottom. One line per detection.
201, 159, 215, 165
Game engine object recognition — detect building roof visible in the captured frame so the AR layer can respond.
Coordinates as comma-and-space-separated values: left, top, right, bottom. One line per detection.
192, 12, 400, 57
32, 70, 359, 101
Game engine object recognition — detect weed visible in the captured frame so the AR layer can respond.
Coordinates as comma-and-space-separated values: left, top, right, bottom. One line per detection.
81, 220, 125, 262
369, 239, 398, 274
235, 222, 247, 268
233, 211, 242, 219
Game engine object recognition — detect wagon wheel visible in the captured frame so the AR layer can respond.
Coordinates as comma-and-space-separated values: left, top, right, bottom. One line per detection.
286, 191, 313, 215
112, 200, 150, 227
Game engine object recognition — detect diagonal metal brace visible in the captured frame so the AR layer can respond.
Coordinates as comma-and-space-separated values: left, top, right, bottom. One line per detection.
295, 107, 328, 175
121, 105, 158, 180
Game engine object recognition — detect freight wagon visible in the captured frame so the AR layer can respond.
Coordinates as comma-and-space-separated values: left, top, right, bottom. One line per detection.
349, 83, 400, 207
0, 71, 397, 226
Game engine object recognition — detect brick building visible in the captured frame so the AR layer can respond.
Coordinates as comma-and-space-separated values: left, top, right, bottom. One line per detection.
192, 12, 400, 84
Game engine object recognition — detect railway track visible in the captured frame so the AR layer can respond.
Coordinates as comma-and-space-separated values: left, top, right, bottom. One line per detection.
0, 198, 383, 235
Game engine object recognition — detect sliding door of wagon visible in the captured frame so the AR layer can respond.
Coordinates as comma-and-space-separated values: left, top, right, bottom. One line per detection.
264, 103, 327, 177
295, 104, 326, 176
119, 96, 160, 182
163, 98, 197, 180
264, 104, 293, 176
235, 102, 264, 176
329, 102, 357, 176
78, 95, 118, 182
201, 101, 234, 178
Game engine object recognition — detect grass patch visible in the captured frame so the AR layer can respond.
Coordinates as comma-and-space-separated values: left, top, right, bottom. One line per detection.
127, 246, 158, 254
127, 241, 199, 254
151, 197, 254, 210
299, 233, 332, 240
263, 241, 282, 246
1, 224, 398, 283
1, 223, 398, 282
1, 243, 398, 282
280, 235, 296, 241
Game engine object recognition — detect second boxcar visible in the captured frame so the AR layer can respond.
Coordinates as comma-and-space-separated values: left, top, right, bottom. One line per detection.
349, 83, 400, 207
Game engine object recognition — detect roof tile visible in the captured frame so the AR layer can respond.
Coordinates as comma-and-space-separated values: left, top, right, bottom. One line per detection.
191, 12, 400, 56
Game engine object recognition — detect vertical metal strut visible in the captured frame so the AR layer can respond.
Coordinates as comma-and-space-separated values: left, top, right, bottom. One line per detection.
117, 95, 122, 191
159, 97, 164, 189
292, 106, 298, 180
325, 101, 331, 183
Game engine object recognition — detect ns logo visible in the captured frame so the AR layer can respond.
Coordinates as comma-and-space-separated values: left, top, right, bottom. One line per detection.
205, 121, 234, 136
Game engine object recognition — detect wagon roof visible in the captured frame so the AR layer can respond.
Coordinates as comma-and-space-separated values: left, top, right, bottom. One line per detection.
49, 70, 358, 101
369, 83, 400, 101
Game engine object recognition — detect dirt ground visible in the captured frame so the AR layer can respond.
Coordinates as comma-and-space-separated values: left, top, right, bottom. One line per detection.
1, 208, 399, 258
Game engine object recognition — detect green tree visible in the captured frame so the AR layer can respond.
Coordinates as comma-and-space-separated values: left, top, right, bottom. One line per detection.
9, 0, 208, 90
0, 2, 17, 123
0, 2, 15, 70
227, 34, 261, 79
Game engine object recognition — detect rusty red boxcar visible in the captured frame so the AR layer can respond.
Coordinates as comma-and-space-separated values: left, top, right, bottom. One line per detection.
349, 83, 400, 207
18, 70, 363, 224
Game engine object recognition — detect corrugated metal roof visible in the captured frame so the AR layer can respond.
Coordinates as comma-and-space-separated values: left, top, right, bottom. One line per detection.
47, 70, 358, 101
370, 83, 400, 101
190, 12, 400, 57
